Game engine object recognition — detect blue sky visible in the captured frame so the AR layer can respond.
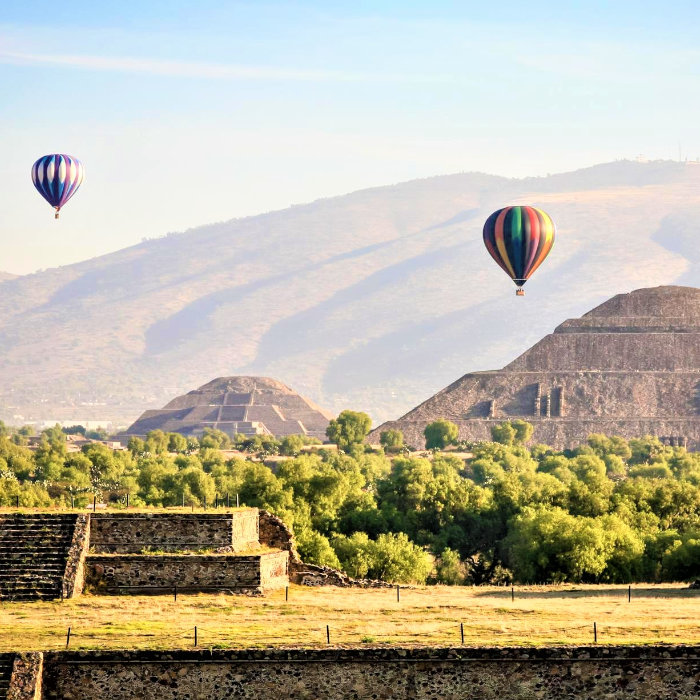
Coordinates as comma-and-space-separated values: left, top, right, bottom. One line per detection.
2, 1, 700, 272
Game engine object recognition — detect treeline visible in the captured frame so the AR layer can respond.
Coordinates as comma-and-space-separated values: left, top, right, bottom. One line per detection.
0, 418, 699, 585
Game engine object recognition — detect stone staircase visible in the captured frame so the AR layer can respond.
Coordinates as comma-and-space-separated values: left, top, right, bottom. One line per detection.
0, 514, 78, 601
0, 654, 13, 700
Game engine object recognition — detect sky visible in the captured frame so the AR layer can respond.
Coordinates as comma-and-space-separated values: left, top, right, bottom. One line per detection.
2, 0, 700, 273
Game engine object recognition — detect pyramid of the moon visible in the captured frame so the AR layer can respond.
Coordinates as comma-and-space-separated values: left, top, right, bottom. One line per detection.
123, 376, 332, 440
372, 286, 700, 450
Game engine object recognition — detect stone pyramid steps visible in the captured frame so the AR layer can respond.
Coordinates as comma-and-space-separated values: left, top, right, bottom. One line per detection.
0, 655, 13, 700
0, 514, 78, 601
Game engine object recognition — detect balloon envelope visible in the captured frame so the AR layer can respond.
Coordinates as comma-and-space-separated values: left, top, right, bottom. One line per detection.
483, 205, 555, 291
31, 154, 84, 217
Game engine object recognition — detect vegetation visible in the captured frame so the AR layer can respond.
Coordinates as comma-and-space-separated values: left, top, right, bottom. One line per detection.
423, 419, 459, 449
326, 411, 372, 452
1, 420, 700, 585
0, 584, 697, 651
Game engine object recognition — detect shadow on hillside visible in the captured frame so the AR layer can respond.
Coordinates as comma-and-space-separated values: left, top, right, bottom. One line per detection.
474, 587, 699, 600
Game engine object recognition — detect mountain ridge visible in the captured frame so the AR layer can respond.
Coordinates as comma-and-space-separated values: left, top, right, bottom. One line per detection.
0, 159, 698, 427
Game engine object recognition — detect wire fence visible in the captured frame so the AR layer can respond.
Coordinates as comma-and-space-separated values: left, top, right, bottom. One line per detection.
2, 618, 694, 653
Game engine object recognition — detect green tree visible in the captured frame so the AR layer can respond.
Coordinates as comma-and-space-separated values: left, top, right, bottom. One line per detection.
200, 428, 232, 450
280, 434, 305, 456
436, 547, 466, 585
380, 429, 404, 452
424, 419, 458, 449
491, 422, 516, 446
167, 432, 189, 454
511, 420, 534, 445
326, 411, 372, 452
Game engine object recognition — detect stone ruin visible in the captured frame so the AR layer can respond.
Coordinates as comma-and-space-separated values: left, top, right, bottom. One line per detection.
373, 286, 700, 450
122, 375, 332, 441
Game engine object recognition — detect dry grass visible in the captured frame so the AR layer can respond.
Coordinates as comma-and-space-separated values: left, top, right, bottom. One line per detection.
0, 584, 697, 651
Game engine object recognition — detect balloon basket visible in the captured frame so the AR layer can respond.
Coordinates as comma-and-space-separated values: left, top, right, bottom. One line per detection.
516, 289, 525, 297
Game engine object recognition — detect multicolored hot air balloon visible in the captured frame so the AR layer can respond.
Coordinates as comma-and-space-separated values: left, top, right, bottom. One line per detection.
31, 154, 84, 219
483, 205, 555, 296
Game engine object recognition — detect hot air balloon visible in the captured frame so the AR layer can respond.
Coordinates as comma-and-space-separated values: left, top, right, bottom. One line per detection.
483, 205, 555, 296
31, 154, 84, 219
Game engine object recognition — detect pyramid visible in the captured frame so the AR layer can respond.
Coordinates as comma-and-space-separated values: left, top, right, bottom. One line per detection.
123, 376, 332, 440
373, 286, 700, 450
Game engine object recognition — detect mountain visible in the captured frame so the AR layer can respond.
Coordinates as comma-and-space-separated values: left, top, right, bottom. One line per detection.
0, 159, 699, 427
371, 285, 700, 449
0, 272, 17, 281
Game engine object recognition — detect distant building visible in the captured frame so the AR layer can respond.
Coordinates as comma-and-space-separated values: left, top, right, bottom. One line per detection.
120, 376, 332, 441
373, 286, 700, 450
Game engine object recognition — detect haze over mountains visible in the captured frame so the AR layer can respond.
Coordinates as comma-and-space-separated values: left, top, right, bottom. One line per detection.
1, 160, 699, 427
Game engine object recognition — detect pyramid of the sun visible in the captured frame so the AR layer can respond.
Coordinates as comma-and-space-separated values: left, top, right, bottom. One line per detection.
373, 286, 700, 450
123, 376, 332, 440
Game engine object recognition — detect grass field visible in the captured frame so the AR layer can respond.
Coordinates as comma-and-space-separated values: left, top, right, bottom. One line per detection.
0, 584, 697, 651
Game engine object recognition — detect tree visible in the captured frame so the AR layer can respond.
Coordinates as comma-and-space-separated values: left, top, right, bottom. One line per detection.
491, 422, 516, 446
62, 425, 86, 436
280, 434, 305, 456
167, 432, 189, 454
436, 547, 466, 585
380, 429, 404, 452
326, 411, 372, 452
145, 430, 169, 454
424, 419, 458, 449
511, 420, 534, 445
200, 428, 232, 450
127, 437, 146, 456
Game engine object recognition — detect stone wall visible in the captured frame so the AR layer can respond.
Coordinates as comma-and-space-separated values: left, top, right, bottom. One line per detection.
62, 515, 89, 599
258, 510, 392, 588
8, 652, 42, 700
89, 511, 259, 553
40, 646, 700, 700
84, 551, 288, 595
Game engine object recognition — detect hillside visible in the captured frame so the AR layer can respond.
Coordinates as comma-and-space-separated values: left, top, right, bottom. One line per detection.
0, 160, 699, 426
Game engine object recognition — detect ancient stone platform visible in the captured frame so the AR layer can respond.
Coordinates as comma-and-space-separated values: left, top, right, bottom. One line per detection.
0, 510, 289, 600
374, 286, 700, 449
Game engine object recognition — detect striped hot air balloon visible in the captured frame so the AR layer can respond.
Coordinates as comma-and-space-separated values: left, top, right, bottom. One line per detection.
483, 205, 555, 296
31, 154, 85, 219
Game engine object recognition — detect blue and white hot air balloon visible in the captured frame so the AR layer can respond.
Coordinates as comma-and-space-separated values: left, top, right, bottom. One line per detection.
31, 154, 84, 219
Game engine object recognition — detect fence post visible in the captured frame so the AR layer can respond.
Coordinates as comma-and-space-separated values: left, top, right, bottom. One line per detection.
66, 627, 71, 648
593, 622, 597, 643
194, 626, 197, 647
396, 585, 400, 602
236, 493, 239, 508
285, 586, 289, 601
93, 496, 96, 512
326, 625, 330, 645
182, 492, 185, 508
511, 585, 514, 602
628, 585, 631, 603
174, 585, 177, 602
126, 493, 130, 508
460, 622, 464, 644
